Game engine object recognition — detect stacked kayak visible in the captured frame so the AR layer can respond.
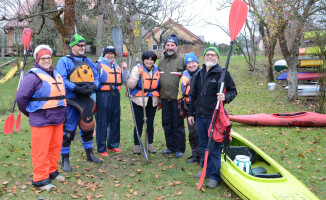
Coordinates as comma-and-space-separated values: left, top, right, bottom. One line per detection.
229, 111, 326, 126
299, 59, 323, 68
221, 131, 320, 199
274, 60, 287, 72
285, 84, 320, 96
299, 46, 322, 56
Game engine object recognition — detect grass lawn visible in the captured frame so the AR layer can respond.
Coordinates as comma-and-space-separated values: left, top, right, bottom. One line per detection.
0, 55, 325, 199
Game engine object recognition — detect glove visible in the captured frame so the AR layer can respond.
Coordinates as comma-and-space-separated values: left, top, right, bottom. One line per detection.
74, 85, 90, 95
87, 84, 97, 92
156, 103, 162, 111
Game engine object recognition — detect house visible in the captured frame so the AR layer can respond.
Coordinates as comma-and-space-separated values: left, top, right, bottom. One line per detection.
144, 19, 205, 58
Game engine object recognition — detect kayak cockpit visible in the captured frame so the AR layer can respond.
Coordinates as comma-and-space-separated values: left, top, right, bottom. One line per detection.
226, 137, 283, 179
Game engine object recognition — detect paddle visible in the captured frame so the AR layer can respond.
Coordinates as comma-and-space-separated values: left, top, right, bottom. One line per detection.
197, 0, 248, 190
140, 66, 149, 154
112, 27, 149, 164
4, 28, 33, 134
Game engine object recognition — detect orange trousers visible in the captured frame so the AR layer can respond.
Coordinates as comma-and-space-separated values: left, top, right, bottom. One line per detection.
30, 124, 63, 182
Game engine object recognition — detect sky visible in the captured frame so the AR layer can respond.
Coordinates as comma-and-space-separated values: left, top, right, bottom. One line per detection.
179, 0, 232, 44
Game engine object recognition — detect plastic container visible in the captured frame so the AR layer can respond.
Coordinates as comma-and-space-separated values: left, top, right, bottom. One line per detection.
234, 155, 252, 174
268, 83, 276, 90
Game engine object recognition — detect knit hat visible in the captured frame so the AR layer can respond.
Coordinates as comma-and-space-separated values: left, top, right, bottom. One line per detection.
69, 34, 86, 47
203, 46, 220, 58
165, 33, 178, 46
102, 46, 116, 57
185, 52, 199, 65
33, 44, 53, 63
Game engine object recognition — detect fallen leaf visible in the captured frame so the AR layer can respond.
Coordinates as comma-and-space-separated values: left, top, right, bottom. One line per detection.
2, 181, 8, 185
77, 179, 82, 185
98, 169, 106, 173
115, 184, 120, 187
169, 164, 174, 168
155, 174, 159, 179
71, 195, 78, 199
298, 153, 304, 157
200, 187, 206, 192
130, 173, 136, 177
176, 191, 183, 196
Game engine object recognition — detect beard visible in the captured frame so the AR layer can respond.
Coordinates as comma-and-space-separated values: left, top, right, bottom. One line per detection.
166, 47, 177, 56
205, 61, 217, 67
79, 50, 85, 55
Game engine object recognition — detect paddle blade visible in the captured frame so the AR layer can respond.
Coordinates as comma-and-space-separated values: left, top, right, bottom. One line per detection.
197, 150, 209, 190
229, 0, 248, 41
15, 111, 21, 132
4, 113, 15, 134
22, 28, 33, 51
112, 27, 124, 58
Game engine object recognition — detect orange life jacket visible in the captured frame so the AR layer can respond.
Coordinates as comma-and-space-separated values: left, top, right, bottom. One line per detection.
97, 60, 122, 91
131, 64, 160, 97
180, 70, 191, 103
26, 68, 66, 112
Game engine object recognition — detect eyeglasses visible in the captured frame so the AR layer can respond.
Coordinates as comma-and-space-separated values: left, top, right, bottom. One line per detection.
76, 44, 86, 47
39, 57, 52, 61
205, 53, 217, 57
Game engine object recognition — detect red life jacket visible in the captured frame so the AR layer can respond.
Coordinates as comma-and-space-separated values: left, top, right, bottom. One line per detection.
97, 60, 122, 91
131, 64, 160, 97
26, 68, 66, 112
208, 101, 232, 143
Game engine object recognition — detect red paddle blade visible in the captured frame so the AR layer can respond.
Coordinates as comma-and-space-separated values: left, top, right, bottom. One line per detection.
4, 113, 15, 134
197, 150, 209, 190
16, 111, 21, 132
229, 0, 248, 41
22, 28, 33, 51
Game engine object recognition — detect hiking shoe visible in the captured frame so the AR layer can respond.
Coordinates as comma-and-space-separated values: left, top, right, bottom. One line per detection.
206, 179, 218, 188
133, 145, 141, 155
175, 152, 183, 158
55, 175, 65, 182
148, 144, 156, 154
99, 152, 109, 157
107, 148, 122, 153
162, 149, 173, 155
40, 184, 56, 191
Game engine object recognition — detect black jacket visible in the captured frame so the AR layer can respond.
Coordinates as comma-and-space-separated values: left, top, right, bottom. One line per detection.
188, 64, 237, 118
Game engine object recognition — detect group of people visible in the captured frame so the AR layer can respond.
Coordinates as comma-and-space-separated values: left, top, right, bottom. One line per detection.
15, 32, 237, 191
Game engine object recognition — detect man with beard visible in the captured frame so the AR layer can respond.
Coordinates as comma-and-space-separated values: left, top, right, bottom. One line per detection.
188, 47, 237, 188
56, 34, 103, 172
158, 34, 186, 158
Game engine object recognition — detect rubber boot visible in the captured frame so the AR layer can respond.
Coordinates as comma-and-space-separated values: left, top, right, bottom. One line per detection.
61, 154, 72, 172
85, 148, 103, 163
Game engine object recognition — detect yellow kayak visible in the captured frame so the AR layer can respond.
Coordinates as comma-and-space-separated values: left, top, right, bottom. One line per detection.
299, 59, 323, 67
220, 131, 319, 200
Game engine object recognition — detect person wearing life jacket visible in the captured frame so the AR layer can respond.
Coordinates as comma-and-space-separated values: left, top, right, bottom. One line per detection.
188, 47, 237, 189
158, 34, 186, 159
56, 34, 102, 172
177, 52, 201, 164
128, 51, 160, 154
94, 46, 127, 156
16, 45, 67, 191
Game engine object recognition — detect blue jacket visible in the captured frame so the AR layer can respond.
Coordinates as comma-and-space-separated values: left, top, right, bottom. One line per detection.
56, 53, 99, 98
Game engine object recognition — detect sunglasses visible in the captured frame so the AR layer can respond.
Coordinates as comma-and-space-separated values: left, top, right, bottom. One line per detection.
76, 44, 86, 47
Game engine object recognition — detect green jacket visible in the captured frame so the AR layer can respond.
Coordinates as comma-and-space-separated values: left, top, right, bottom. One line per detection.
158, 52, 186, 100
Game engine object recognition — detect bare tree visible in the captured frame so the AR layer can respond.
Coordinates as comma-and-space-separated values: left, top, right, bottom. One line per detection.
277, 0, 325, 101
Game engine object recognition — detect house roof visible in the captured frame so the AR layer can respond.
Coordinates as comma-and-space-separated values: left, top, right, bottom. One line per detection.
144, 19, 204, 44
3, 0, 37, 29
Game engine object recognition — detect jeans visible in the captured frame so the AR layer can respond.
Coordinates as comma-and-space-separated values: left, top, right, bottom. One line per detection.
196, 117, 222, 182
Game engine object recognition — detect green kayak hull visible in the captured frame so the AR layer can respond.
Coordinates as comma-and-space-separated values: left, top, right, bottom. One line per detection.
220, 131, 319, 200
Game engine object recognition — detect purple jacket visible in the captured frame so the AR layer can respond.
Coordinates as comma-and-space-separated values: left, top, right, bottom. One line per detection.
15, 63, 66, 127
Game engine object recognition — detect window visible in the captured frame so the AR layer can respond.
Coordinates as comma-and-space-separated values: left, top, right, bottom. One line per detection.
152, 44, 158, 50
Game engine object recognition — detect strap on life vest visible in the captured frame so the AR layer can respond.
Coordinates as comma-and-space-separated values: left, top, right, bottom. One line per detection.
30, 96, 66, 101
